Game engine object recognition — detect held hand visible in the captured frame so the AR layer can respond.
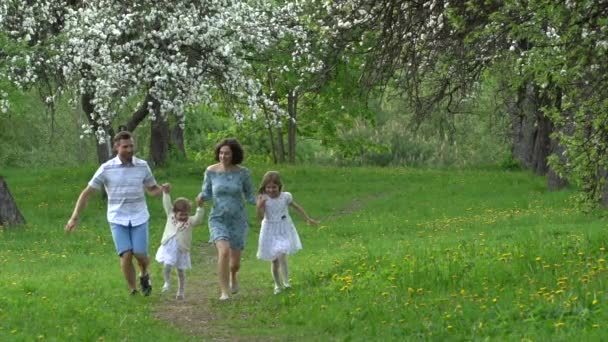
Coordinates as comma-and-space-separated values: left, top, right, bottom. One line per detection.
256, 195, 266, 209
196, 195, 204, 207
65, 218, 78, 232
161, 183, 171, 193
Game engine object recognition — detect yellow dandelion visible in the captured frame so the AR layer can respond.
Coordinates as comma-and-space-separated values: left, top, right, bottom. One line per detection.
554, 322, 565, 328
535, 256, 542, 261
592, 299, 598, 305
592, 324, 599, 328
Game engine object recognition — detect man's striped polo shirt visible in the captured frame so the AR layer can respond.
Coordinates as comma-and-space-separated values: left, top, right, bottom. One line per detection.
88, 156, 157, 226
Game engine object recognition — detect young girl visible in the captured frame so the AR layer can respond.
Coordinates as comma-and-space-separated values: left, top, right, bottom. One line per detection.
155, 184, 204, 300
256, 171, 319, 294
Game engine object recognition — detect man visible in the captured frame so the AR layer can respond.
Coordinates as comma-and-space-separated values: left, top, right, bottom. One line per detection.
65, 131, 163, 296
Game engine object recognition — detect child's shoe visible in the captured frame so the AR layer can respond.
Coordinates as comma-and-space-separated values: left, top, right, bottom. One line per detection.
273, 286, 282, 295
161, 283, 170, 293
283, 282, 291, 289
219, 293, 230, 301
176, 290, 185, 300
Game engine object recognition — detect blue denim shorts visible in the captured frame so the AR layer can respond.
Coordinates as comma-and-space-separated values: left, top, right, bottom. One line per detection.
110, 221, 149, 256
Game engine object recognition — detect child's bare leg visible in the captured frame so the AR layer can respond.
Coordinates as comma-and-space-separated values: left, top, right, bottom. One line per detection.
278, 254, 290, 287
176, 269, 186, 299
162, 264, 172, 292
271, 259, 282, 289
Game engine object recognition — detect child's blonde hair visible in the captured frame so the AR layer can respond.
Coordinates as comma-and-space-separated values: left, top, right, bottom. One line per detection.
258, 171, 283, 194
173, 197, 192, 213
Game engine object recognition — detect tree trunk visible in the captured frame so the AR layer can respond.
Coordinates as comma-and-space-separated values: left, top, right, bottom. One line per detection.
508, 83, 568, 188
287, 90, 297, 164
82, 92, 112, 163
509, 84, 548, 175
276, 121, 286, 163
0, 176, 25, 226
531, 112, 552, 175
170, 123, 186, 159
263, 71, 279, 163
150, 117, 170, 167
261, 104, 278, 164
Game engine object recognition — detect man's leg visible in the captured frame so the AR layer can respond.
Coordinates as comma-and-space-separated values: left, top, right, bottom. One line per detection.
134, 253, 152, 295
111, 223, 137, 294
131, 221, 151, 295
120, 250, 137, 292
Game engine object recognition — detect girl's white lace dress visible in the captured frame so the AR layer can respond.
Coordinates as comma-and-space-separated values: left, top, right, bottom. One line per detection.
256, 192, 302, 261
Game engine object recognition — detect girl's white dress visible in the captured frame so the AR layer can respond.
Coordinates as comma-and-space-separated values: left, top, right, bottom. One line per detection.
156, 232, 192, 269
155, 193, 204, 269
257, 192, 302, 261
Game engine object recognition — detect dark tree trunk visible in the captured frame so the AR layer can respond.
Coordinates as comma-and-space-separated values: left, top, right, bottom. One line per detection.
82, 92, 113, 164
276, 123, 286, 163
531, 113, 552, 175
150, 117, 170, 167
170, 123, 186, 158
508, 83, 568, 188
0, 176, 25, 226
287, 90, 297, 164
509, 84, 548, 175
261, 105, 278, 164
125, 93, 154, 132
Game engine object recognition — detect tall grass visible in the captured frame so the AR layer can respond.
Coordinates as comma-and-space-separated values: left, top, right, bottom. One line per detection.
1, 163, 607, 340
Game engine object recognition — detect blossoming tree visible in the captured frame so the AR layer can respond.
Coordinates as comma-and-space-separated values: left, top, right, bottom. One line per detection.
1, 0, 303, 165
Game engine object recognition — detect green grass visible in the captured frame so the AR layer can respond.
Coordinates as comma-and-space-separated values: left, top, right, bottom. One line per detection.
1, 163, 607, 341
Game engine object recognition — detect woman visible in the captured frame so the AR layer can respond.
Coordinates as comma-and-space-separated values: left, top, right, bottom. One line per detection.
197, 138, 255, 300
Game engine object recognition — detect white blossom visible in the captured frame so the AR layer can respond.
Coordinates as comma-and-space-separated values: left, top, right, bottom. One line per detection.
2, 0, 301, 143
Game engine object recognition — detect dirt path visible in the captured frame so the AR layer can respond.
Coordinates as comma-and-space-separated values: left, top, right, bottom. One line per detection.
152, 193, 389, 340
152, 242, 226, 340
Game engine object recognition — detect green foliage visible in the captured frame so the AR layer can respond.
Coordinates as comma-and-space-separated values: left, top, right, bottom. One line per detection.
0, 85, 97, 167
3, 164, 608, 340
499, 152, 522, 171
332, 74, 510, 168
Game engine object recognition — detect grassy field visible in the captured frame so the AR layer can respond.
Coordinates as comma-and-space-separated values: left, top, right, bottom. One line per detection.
1, 162, 607, 341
